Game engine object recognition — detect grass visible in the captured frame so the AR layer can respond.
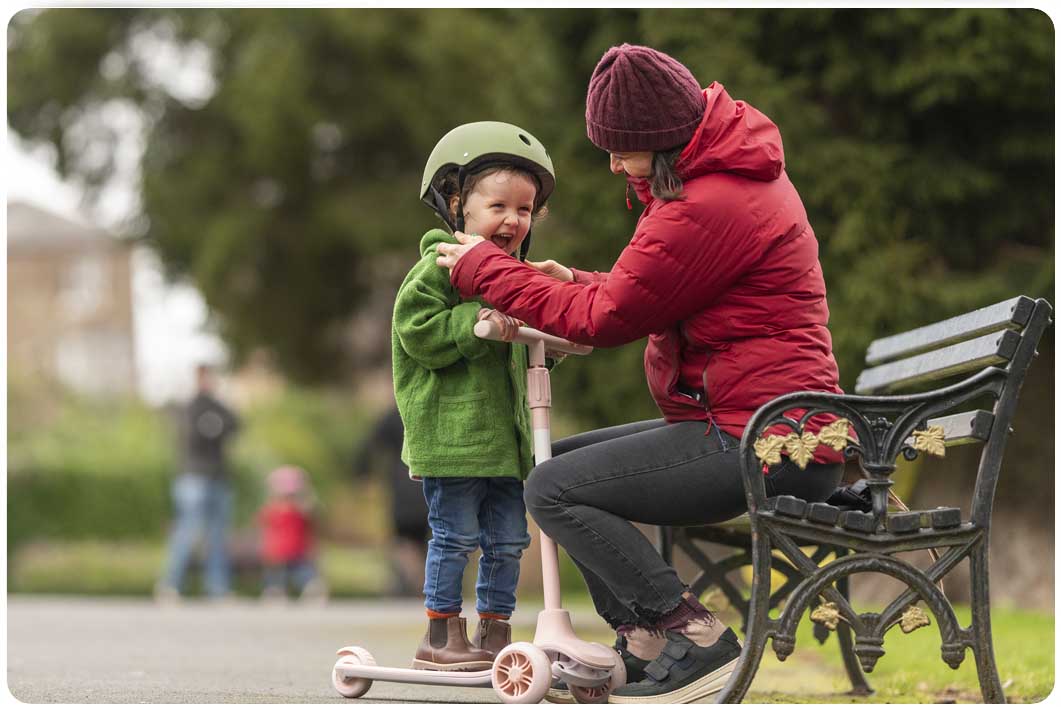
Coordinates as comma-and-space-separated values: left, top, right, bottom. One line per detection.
744, 604, 1054, 703
8, 539, 389, 597
9, 540, 1055, 702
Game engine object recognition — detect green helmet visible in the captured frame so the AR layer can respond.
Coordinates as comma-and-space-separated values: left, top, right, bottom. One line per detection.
420, 121, 555, 248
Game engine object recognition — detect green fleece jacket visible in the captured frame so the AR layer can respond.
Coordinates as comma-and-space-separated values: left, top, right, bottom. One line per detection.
391, 229, 533, 479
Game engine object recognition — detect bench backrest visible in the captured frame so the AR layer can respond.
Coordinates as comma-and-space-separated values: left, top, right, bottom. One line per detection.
855, 295, 1052, 525
856, 296, 1038, 394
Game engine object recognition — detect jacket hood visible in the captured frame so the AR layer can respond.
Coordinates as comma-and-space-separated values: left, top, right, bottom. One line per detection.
420, 228, 457, 258
676, 82, 785, 182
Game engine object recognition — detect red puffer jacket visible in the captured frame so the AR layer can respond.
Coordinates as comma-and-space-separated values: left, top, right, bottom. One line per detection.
451, 82, 842, 460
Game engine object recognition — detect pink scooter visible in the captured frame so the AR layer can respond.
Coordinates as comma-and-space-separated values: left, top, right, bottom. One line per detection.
332, 322, 626, 703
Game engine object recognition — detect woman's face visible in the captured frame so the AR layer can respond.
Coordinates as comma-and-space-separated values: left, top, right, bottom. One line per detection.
609, 151, 653, 178
461, 170, 538, 256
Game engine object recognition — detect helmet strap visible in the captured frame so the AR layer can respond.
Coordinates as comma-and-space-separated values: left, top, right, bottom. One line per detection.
455, 166, 468, 232
428, 185, 457, 233
519, 231, 531, 262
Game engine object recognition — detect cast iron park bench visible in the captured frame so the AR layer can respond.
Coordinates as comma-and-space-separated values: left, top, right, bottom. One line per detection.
659, 295, 1052, 703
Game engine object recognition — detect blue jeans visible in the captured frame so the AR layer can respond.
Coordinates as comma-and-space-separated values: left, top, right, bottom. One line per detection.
161, 474, 233, 596
422, 477, 531, 617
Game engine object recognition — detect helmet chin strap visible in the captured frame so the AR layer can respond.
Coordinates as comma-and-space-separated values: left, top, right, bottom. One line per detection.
455, 166, 467, 233
519, 232, 531, 262
428, 186, 458, 233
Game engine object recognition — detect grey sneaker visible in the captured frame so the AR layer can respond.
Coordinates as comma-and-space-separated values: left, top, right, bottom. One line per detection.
607, 628, 741, 703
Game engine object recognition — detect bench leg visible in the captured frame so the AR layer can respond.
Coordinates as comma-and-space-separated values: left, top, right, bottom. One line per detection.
836, 572, 873, 696
715, 532, 772, 703
969, 539, 1005, 703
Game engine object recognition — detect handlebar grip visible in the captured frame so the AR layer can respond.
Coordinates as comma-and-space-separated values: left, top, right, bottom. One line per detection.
474, 320, 593, 356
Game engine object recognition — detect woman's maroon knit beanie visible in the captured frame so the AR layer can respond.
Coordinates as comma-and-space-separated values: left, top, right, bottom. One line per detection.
585, 44, 706, 153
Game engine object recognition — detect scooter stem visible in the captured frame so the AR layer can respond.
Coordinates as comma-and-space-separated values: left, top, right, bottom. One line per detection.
474, 321, 614, 670
525, 339, 562, 611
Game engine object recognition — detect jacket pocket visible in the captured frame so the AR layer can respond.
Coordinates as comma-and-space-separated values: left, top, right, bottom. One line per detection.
437, 391, 495, 448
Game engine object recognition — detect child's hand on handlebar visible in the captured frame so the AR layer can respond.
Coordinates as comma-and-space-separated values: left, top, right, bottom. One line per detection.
477, 308, 522, 341
526, 259, 574, 283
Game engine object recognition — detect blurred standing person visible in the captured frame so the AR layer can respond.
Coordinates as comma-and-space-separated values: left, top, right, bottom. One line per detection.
352, 406, 430, 597
156, 364, 241, 602
259, 465, 328, 603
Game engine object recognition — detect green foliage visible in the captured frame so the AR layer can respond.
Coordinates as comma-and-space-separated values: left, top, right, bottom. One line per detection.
232, 386, 373, 499
7, 394, 174, 548
7, 8, 1054, 419
7, 387, 376, 549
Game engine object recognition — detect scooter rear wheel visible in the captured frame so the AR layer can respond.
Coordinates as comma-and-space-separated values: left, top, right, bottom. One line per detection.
332, 646, 376, 699
570, 644, 626, 704
569, 684, 609, 704
492, 642, 552, 704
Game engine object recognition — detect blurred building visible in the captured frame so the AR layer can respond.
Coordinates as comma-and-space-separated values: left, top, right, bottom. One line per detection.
8, 200, 137, 397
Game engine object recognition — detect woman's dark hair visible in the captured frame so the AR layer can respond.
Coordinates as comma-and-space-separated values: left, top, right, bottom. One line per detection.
437, 166, 549, 228
650, 147, 686, 201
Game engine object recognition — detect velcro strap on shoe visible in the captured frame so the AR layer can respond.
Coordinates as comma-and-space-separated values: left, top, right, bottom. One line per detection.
661, 640, 689, 661
644, 661, 670, 682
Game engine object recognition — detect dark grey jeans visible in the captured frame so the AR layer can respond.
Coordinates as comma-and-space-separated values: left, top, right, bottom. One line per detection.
524, 419, 842, 629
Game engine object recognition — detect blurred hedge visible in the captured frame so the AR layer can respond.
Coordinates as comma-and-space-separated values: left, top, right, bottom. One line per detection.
8, 384, 379, 553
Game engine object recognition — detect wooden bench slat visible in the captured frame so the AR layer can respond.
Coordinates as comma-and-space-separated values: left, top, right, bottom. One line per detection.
865, 296, 1034, 366
906, 410, 995, 448
855, 329, 1021, 394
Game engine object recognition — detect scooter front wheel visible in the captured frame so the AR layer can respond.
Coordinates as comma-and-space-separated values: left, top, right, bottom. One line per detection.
332, 646, 376, 699
492, 642, 552, 704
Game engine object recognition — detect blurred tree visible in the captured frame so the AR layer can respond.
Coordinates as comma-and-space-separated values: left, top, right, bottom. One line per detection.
9, 8, 565, 382
8, 8, 1054, 425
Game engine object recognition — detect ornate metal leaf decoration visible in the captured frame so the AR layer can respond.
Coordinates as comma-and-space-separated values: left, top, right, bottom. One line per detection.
900, 605, 931, 633
810, 601, 841, 630
911, 425, 947, 457
784, 431, 819, 469
817, 418, 853, 451
754, 435, 787, 466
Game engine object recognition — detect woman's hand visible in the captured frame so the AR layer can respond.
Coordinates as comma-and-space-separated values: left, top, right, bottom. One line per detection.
526, 259, 574, 283
436, 231, 485, 271
477, 307, 522, 342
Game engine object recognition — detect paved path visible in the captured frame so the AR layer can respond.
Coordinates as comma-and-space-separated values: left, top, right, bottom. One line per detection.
7, 596, 614, 704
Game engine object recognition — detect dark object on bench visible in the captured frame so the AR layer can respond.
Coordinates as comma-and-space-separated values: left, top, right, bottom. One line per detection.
826, 479, 873, 512
661, 295, 1051, 703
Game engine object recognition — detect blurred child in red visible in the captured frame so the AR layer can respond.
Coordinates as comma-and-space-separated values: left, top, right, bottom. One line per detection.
259, 465, 328, 602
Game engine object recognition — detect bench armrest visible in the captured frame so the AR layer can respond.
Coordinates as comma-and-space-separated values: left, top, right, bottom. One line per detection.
738, 366, 1007, 523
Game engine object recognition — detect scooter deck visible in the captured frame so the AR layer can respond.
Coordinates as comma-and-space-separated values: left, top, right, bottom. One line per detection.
335, 664, 493, 687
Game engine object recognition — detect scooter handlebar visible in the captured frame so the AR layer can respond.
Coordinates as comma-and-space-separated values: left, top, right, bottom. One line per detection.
473, 320, 593, 356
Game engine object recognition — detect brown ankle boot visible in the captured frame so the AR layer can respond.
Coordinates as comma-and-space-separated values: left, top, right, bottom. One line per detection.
413, 617, 494, 671
471, 617, 512, 656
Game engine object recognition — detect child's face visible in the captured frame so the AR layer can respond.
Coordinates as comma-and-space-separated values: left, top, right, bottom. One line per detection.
461, 171, 538, 256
